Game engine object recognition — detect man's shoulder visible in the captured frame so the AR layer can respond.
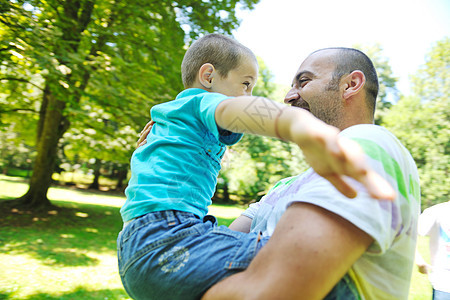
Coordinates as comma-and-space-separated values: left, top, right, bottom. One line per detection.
342, 125, 414, 164
340, 124, 394, 141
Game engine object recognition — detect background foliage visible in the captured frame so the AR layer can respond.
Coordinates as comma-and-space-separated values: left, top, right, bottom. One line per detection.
0, 0, 259, 208
381, 37, 449, 209
0, 1, 448, 211
0, 3, 447, 299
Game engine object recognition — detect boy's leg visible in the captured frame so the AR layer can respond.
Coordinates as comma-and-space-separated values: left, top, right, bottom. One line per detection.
117, 211, 268, 300
323, 274, 359, 300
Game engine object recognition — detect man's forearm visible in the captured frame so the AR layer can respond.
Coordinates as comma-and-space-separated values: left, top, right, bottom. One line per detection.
228, 215, 253, 233
203, 203, 373, 300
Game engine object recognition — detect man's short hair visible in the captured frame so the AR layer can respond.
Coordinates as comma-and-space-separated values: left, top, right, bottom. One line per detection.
181, 33, 256, 88
321, 48, 379, 115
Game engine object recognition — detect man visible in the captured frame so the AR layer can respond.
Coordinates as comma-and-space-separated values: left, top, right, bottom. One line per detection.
202, 48, 421, 300
416, 201, 450, 300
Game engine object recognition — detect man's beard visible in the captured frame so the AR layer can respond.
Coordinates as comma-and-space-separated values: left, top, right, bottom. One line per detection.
309, 90, 344, 129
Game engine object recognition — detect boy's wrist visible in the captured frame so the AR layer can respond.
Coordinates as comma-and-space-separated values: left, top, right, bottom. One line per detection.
284, 108, 313, 146
274, 106, 288, 140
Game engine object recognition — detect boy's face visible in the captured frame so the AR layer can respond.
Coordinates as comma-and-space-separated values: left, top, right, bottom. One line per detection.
211, 55, 258, 97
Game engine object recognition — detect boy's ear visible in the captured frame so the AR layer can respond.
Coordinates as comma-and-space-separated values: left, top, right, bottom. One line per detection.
198, 63, 215, 89
342, 70, 365, 100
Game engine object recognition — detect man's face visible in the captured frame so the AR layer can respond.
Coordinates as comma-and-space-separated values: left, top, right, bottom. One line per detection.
211, 55, 258, 97
284, 50, 345, 128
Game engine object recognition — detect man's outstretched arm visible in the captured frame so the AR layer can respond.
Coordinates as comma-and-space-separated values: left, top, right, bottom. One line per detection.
202, 202, 373, 300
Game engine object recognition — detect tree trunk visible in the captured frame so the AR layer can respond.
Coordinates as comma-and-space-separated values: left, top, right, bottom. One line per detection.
115, 168, 128, 191
17, 87, 68, 209
6, 1, 98, 211
222, 180, 230, 203
89, 159, 101, 190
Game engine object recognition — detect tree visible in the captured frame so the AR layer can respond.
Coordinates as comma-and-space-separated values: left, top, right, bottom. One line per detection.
353, 43, 398, 124
382, 38, 449, 209
0, 0, 259, 210
61, 113, 137, 190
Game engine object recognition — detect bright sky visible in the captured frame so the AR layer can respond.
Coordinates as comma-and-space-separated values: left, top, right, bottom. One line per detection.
233, 0, 450, 97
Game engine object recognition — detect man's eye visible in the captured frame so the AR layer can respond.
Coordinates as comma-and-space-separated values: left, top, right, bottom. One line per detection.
299, 78, 309, 87
243, 82, 250, 88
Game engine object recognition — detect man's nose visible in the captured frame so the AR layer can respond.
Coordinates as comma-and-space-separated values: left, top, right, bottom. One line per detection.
284, 87, 300, 104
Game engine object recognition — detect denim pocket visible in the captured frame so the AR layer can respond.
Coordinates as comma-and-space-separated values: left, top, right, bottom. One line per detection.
207, 226, 260, 271
119, 221, 200, 277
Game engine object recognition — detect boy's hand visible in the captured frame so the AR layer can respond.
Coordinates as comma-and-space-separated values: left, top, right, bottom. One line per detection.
294, 119, 396, 201
136, 120, 154, 148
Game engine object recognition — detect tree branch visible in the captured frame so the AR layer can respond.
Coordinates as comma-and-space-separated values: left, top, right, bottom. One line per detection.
0, 77, 44, 90
78, 119, 129, 148
1, 108, 38, 113
78, 0, 95, 33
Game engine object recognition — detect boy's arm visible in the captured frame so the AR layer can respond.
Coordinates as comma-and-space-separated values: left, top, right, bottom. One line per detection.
215, 97, 395, 201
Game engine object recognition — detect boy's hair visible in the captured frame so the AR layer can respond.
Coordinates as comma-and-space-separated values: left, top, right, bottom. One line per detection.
181, 33, 256, 88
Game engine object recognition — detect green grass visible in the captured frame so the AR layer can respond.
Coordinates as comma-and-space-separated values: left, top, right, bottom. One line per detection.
409, 236, 432, 300
0, 175, 432, 299
0, 175, 243, 299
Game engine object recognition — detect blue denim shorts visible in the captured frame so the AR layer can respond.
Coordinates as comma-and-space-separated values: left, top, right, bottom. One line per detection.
117, 210, 269, 300
433, 289, 450, 300
323, 274, 359, 300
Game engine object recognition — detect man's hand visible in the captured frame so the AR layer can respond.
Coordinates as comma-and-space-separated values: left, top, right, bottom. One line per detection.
417, 262, 431, 274
136, 120, 154, 148
415, 250, 431, 274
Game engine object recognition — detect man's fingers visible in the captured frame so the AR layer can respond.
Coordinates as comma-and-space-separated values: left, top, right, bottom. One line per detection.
136, 139, 147, 149
136, 121, 154, 149
140, 120, 154, 134
136, 128, 150, 148
139, 127, 151, 139
136, 140, 147, 149
324, 174, 358, 199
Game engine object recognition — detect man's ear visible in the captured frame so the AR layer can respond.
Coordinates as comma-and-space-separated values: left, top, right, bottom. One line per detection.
342, 70, 366, 100
198, 63, 215, 89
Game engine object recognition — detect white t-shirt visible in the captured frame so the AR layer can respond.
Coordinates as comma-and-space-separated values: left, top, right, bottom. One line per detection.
418, 201, 450, 292
243, 125, 421, 300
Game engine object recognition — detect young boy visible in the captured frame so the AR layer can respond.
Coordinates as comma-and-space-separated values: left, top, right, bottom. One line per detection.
118, 34, 394, 300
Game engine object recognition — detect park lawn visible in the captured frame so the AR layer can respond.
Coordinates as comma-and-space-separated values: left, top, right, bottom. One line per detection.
0, 176, 240, 300
0, 175, 432, 299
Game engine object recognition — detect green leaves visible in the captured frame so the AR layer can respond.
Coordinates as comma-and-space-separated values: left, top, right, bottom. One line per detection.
382, 38, 450, 209
411, 37, 449, 102
1, 0, 261, 206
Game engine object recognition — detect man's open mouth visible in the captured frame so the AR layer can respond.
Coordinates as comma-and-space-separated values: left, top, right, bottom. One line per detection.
291, 100, 310, 112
